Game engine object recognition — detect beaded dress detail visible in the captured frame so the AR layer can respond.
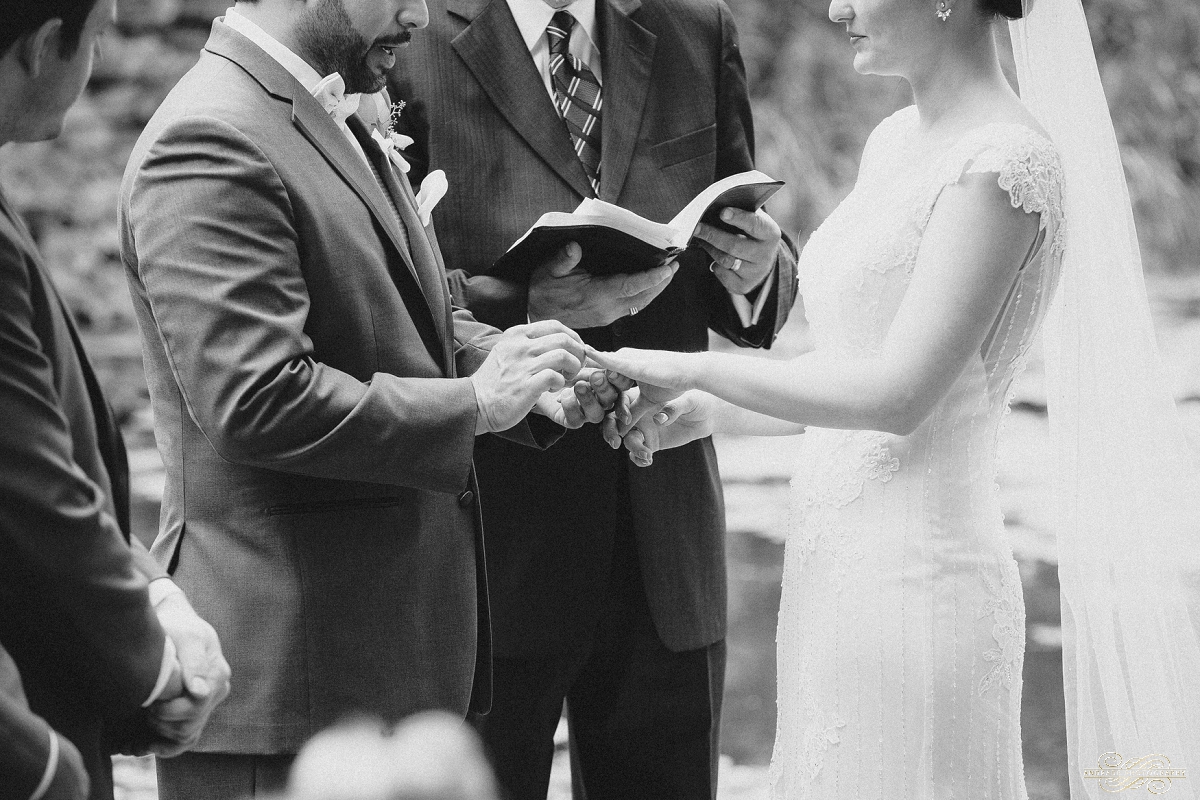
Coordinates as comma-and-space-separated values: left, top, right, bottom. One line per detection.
771, 106, 1064, 800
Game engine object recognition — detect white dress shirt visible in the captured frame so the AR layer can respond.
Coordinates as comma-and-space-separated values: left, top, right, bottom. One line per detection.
505, 0, 603, 99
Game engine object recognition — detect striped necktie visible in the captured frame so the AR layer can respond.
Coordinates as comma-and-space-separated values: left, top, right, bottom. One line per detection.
547, 11, 602, 196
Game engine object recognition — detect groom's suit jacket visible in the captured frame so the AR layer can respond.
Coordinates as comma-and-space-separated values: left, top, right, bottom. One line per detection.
0, 190, 168, 799
119, 21, 558, 754
392, 0, 798, 657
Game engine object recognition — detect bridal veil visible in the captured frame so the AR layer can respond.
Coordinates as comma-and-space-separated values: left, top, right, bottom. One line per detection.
1010, 0, 1200, 795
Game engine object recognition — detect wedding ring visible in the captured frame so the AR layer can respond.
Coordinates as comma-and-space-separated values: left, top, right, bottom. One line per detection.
629, 306, 639, 316
731, 258, 743, 272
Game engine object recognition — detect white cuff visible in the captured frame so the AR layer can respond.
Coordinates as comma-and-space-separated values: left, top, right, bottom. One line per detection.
728, 266, 774, 328
27, 728, 58, 800
147, 577, 183, 607
143, 635, 177, 707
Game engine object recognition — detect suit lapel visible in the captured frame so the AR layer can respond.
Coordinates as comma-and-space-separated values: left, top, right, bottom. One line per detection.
205, 22, 451, 370
205, 22, 429, 304
449, 0, 595, 199
349, 117, 454, 371
596, 0, 655, 203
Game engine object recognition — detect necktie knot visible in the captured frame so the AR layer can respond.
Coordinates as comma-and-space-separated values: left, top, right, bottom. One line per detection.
312, 73, 361, 125
547, 12, 575, 57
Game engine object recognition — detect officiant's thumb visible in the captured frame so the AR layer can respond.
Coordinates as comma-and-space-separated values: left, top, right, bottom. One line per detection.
546, 242, 582, 277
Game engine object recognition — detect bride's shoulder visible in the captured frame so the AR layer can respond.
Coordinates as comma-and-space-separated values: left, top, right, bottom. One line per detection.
945, 114, 1064, 217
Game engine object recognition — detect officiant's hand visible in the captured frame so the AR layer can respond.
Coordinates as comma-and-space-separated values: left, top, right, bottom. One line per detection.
693, 207, 781, 295
620, 390, 720, 467
472, 321, 587, 433
527, 242, 679, 328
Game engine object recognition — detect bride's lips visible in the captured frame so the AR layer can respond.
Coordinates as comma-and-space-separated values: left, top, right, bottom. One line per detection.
848, 33, 866, 44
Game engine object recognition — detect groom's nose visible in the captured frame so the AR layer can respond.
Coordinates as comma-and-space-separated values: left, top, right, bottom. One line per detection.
395, 0, 430, 30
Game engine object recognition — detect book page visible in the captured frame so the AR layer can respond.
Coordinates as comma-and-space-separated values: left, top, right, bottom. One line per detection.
667, 169, 779, 237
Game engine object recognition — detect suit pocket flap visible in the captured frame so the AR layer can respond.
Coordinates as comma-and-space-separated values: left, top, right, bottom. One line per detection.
650, 124, 717, 169
265, 497, 401, 516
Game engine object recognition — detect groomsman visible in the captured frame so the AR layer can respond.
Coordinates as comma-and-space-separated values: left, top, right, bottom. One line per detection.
118, 1, 606, 798
0, 2, 230, 798
392, 0, 798, 795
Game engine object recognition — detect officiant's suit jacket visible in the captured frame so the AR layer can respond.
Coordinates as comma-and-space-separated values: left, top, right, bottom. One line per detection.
1, 190, 168, 799
392, 0, 798, 657
119, 20, 559, 755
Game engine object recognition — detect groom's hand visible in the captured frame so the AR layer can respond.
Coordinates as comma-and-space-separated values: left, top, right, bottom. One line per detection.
693, 207, 781, 295
527, 242, 679, 329
472, 321, 586, 434
535, 368, 623, 428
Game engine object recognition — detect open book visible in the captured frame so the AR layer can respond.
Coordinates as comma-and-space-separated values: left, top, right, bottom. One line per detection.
491, 170, 784, 280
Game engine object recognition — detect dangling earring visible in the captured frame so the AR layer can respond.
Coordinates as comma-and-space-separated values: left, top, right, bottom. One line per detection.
936, 0, 952, 20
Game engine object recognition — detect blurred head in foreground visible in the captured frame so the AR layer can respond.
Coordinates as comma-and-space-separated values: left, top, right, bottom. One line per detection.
286, 712, 500, 800
0, 0, 115, 145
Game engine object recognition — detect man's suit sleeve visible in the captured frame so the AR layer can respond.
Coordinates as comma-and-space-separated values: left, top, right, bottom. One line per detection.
125, 116, 479, 494
705, 0, 799, 349
0, 647, 88, 800
0, 234, 166, 712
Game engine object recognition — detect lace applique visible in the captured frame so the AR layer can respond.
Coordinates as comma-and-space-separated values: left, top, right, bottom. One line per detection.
770, 669, 847, 800
977, 561, 1026, 696
796, 430, 901, 509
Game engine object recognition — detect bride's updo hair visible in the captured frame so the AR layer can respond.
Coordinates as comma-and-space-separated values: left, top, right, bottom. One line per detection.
979, 0, 1025, 19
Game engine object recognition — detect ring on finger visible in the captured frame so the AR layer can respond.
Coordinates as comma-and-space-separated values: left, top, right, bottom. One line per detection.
629, 306, 639, 316
730, 258, 742, 272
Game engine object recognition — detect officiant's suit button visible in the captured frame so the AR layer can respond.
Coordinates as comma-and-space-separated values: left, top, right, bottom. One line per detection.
457, 489, 475, 508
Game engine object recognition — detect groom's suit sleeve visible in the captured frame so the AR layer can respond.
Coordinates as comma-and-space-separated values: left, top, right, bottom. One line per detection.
0, 229, 167, 715
124, 116, 494, 494
704, 0, 798, 349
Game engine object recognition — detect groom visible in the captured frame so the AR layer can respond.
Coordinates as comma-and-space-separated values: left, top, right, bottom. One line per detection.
118, 0, 601, 797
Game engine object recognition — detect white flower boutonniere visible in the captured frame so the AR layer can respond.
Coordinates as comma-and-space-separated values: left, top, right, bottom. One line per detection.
371, 127, 414, 174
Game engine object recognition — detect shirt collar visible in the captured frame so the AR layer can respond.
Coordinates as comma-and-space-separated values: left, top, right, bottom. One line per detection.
505, 0, 599, 56
223, 6, 324, 93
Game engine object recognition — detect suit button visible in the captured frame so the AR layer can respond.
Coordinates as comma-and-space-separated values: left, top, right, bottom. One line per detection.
458, 489, 475, 508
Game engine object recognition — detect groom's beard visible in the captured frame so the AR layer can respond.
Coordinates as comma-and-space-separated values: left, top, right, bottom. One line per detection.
296, 0, 407, 95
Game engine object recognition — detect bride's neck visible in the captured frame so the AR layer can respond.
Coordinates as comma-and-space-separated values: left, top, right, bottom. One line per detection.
908, 24, 1014, 135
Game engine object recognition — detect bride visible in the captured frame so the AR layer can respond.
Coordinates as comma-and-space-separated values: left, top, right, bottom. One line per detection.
588, 0, 1200, 797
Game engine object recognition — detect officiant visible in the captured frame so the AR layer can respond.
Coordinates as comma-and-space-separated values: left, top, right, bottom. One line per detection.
392, 0, 798, 793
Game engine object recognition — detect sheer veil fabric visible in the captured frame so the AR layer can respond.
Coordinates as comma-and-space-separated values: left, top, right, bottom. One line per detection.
1010, 0, 1200, 795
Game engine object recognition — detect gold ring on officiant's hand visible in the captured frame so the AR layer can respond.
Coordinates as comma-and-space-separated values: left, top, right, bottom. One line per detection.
629, 306, 639, 316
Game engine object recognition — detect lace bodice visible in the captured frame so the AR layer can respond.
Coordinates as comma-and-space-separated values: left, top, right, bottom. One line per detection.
771, 108, 1065, 800
799, 106, 1064, 393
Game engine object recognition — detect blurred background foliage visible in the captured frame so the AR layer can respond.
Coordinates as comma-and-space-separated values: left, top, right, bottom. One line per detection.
1, 0, 1198, 425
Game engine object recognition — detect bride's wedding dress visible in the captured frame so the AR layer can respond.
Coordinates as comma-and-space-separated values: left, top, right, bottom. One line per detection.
771, 105, 1064, 800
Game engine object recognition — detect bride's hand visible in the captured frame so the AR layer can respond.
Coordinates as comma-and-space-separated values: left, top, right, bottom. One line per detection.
620, 390, 720, 467
584, 346, 703, 397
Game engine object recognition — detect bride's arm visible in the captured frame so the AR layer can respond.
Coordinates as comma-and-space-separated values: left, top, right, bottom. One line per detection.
599, 173, 1042, 436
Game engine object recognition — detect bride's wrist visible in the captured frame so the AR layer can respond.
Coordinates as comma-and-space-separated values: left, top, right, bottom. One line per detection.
687, 352, 718, 392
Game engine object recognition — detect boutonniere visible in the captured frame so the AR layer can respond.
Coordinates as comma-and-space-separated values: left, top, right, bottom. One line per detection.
370, 127, 414, 174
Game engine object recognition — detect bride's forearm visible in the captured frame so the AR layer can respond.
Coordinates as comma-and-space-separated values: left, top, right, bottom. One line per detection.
691, 350, 921, 435
709, 394, 807, 437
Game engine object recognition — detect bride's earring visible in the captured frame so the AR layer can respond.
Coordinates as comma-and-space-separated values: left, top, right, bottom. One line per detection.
936, 0, 952, 20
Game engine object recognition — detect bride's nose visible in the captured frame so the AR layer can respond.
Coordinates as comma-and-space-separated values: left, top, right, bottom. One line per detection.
829, 0, 853, 23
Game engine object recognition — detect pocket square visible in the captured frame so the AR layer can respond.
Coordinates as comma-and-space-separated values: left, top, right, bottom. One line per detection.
415, 170, 448, 227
